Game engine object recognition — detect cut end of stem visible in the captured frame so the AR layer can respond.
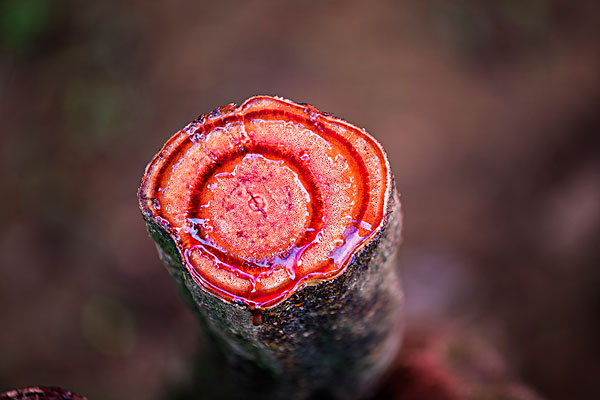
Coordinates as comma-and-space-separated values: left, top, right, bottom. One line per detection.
139, 96, 392, 309
0, 387, 88, 400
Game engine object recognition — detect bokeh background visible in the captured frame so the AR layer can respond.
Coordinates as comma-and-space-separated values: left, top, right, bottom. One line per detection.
1, 0, 599, 399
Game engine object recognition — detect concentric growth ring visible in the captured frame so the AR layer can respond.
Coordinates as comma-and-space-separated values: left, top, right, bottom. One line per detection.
187, 147, 324, 267
139, 96, 391, 309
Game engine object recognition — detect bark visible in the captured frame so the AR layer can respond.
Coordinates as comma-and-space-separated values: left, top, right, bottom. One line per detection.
139, 96, 403, 400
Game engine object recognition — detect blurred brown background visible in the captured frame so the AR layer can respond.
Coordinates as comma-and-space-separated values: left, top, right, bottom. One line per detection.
1, 0, 599, 399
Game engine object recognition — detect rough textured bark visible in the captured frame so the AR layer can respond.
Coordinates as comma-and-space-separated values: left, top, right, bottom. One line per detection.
139, 96, 403, 399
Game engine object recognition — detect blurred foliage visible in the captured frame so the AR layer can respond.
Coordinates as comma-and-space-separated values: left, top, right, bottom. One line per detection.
430, 0, 552, 66
0, 0, 54, 54
80, 295, 136, 357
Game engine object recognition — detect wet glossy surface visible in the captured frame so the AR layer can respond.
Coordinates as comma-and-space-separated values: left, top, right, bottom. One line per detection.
139, 96, 391, 309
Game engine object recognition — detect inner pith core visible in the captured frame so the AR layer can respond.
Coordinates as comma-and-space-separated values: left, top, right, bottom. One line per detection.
196, 153, 312, 263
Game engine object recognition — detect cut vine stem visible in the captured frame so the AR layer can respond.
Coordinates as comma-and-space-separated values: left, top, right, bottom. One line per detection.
138, 96, 403, 399
0, 387, 87, 400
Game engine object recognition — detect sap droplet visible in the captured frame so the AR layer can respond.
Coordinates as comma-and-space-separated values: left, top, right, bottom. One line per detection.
251, 311, 263, 326
299, 150, 310, 161
284, 265, 296, 280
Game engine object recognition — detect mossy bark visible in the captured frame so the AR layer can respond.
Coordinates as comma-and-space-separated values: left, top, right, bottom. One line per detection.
144, 186, 403, 400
